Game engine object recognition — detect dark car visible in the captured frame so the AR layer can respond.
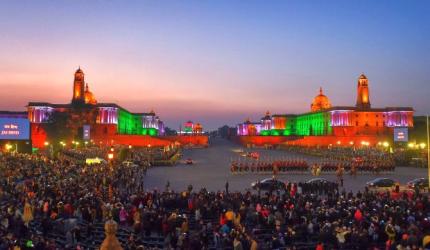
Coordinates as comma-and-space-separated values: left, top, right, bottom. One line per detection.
407, 178, 428, 190
252, 178, 286, 190
185, 158, 194, 165
366, 178, 398, 188
306, 178, 332, 184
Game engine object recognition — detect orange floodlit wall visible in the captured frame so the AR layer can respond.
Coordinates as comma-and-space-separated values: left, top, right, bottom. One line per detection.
91, 124, 118, 137
272, 116, 287, 130
236, 136, 295, 146
30, 124, 47, 148
285, 135, 390, 147
163, 135, 209, 146
92, 134, 172, 147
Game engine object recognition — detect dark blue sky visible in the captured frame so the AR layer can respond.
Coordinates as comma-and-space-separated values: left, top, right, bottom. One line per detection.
0, 1, 429, 129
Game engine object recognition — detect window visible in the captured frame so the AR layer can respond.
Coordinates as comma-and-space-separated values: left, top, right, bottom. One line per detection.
356, 121, 359, 126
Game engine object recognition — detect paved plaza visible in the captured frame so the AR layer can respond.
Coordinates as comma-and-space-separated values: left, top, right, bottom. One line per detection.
144, 138, 428, 192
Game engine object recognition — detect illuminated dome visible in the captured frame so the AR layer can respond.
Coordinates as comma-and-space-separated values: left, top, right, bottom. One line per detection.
193, 122, 203, 133
84, 83, 97, 105
311, 87, 331, 112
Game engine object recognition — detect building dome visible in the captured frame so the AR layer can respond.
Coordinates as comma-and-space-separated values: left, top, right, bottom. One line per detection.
84, 83, 97, 105
311, 87, 332, 112
261, 111, 271, 120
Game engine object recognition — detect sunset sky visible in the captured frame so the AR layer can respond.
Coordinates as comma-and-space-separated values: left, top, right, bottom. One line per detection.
0, 1, 429, 130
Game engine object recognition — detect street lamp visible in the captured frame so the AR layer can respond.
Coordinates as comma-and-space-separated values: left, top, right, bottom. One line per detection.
44, 141, 49, 146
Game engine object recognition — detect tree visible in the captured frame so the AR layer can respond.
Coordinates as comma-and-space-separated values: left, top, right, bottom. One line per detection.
45, 105, 99, 144
45, 111, 73, 144
164, 127, 177, 136
218, 125, 233, 138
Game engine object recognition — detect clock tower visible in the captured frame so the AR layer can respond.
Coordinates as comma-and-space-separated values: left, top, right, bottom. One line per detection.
72, 67, 86, 104
356, 73, 371, 109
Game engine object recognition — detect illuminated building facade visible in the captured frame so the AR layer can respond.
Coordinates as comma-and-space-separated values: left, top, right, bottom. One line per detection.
237, 74, 414, 146
180, 121, 204, 135
311, 87, 332, 112
28, 68, 165, 147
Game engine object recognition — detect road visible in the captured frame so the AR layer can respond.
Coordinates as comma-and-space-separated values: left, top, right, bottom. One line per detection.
144, 138, 428, 192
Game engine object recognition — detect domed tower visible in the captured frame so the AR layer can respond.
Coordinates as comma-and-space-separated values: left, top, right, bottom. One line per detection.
84, 83, 97, 105
311, 87, 332, 112
356, 73, 371, 109
261, 111, 272, 130
72, 67, 86, 104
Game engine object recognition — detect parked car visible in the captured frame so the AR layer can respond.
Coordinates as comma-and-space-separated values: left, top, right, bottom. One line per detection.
366, 178, 398, 189
407, 178, 429, 190
185, 158, 194, 165
252, 178, 285, 190
306, 178, 332, 184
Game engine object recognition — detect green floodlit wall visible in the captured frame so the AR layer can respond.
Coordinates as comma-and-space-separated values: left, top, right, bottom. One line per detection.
248, 113, 332, 137
284, 116, 296, 135
295, 112, 332, 136
142, 128, 158, 136
260, 130, 270, 136
259, 129, 289, 136
117, 109, 143, 135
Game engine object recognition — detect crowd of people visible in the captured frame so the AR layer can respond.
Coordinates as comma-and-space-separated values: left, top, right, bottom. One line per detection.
0, 147, 429, 250
0, 151, 148, 249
